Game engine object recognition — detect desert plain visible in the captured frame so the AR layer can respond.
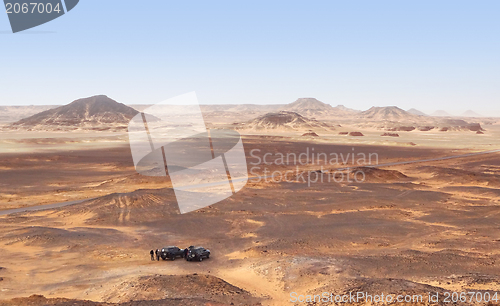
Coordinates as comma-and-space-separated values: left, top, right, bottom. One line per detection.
1, 96, 500, 305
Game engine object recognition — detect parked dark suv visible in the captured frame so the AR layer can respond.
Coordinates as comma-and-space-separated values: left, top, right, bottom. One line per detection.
160, 246, 185, 260
186, 246, 210, 262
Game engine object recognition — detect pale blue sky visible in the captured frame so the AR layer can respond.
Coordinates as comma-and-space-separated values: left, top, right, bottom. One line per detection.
1, 1, 499, 115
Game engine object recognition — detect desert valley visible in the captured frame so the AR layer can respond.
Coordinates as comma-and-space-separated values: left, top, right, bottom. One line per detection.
1, 95, 500, 305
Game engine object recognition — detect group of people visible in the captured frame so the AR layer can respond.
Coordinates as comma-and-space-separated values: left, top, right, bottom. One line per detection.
150, 249, 160, 261
149, 248, 190, 261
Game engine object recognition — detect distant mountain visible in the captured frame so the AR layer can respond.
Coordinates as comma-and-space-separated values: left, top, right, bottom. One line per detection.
461, 110, 482, 117
282, 98, 334, 117
236, 111, 333, 132
332, 104, 361, 115
10, 95, 138, 130
198, 104, 283, 124
281, 98, 362, 119
129, 98, 360, 123
431, 110, 451, 117
130, 98, 352, 124
132, 104, 281, 114
358, 106, 418, 121
199, 104, 281, 113
407, 108, 427, 116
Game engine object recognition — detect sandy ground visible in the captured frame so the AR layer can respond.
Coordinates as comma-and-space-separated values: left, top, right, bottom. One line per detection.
0, 129, 472, 211
1, 128, 500, 305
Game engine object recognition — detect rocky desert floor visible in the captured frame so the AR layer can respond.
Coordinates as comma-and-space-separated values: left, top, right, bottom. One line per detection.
1, 128, 500, 305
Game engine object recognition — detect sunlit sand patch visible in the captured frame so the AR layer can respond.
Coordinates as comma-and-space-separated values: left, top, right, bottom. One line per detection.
246, 219, 265, 226
242, 232, 258, 238
226, 248, 262, 260
216, 264, 289, 305
225, 218, 265, 239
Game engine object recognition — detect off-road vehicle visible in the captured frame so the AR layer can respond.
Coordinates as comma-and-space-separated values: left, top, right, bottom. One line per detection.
160, 246, 185, 260
186, 246, 210, 262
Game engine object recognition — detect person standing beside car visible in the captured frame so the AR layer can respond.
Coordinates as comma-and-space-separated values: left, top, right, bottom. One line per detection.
156, 249, 160, 261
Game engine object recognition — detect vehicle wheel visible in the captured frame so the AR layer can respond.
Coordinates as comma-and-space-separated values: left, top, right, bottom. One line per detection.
199, 257, 203, 262
207, 254, 210, 258
171, 257, 175, 261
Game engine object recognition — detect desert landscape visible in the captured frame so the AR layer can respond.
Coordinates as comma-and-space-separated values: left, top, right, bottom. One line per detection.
1, 95, 500, 305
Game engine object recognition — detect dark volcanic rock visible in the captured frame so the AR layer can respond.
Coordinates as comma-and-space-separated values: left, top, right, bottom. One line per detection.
10, 95, 138, 130
302, 132, 319, 137
0, 274, 262, 306
349, 131, 364, 136
388, 126, 415, 132
0, 274, 263, 305
468, 123, 483, 132
381, 133, 399, 137
351, 167, 408, 182
418, 126, 434, 131
440, 119, 484, 131
398, 126, 415, 132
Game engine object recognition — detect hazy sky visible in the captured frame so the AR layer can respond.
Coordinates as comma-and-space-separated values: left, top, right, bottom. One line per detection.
1, 1, 499, 115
